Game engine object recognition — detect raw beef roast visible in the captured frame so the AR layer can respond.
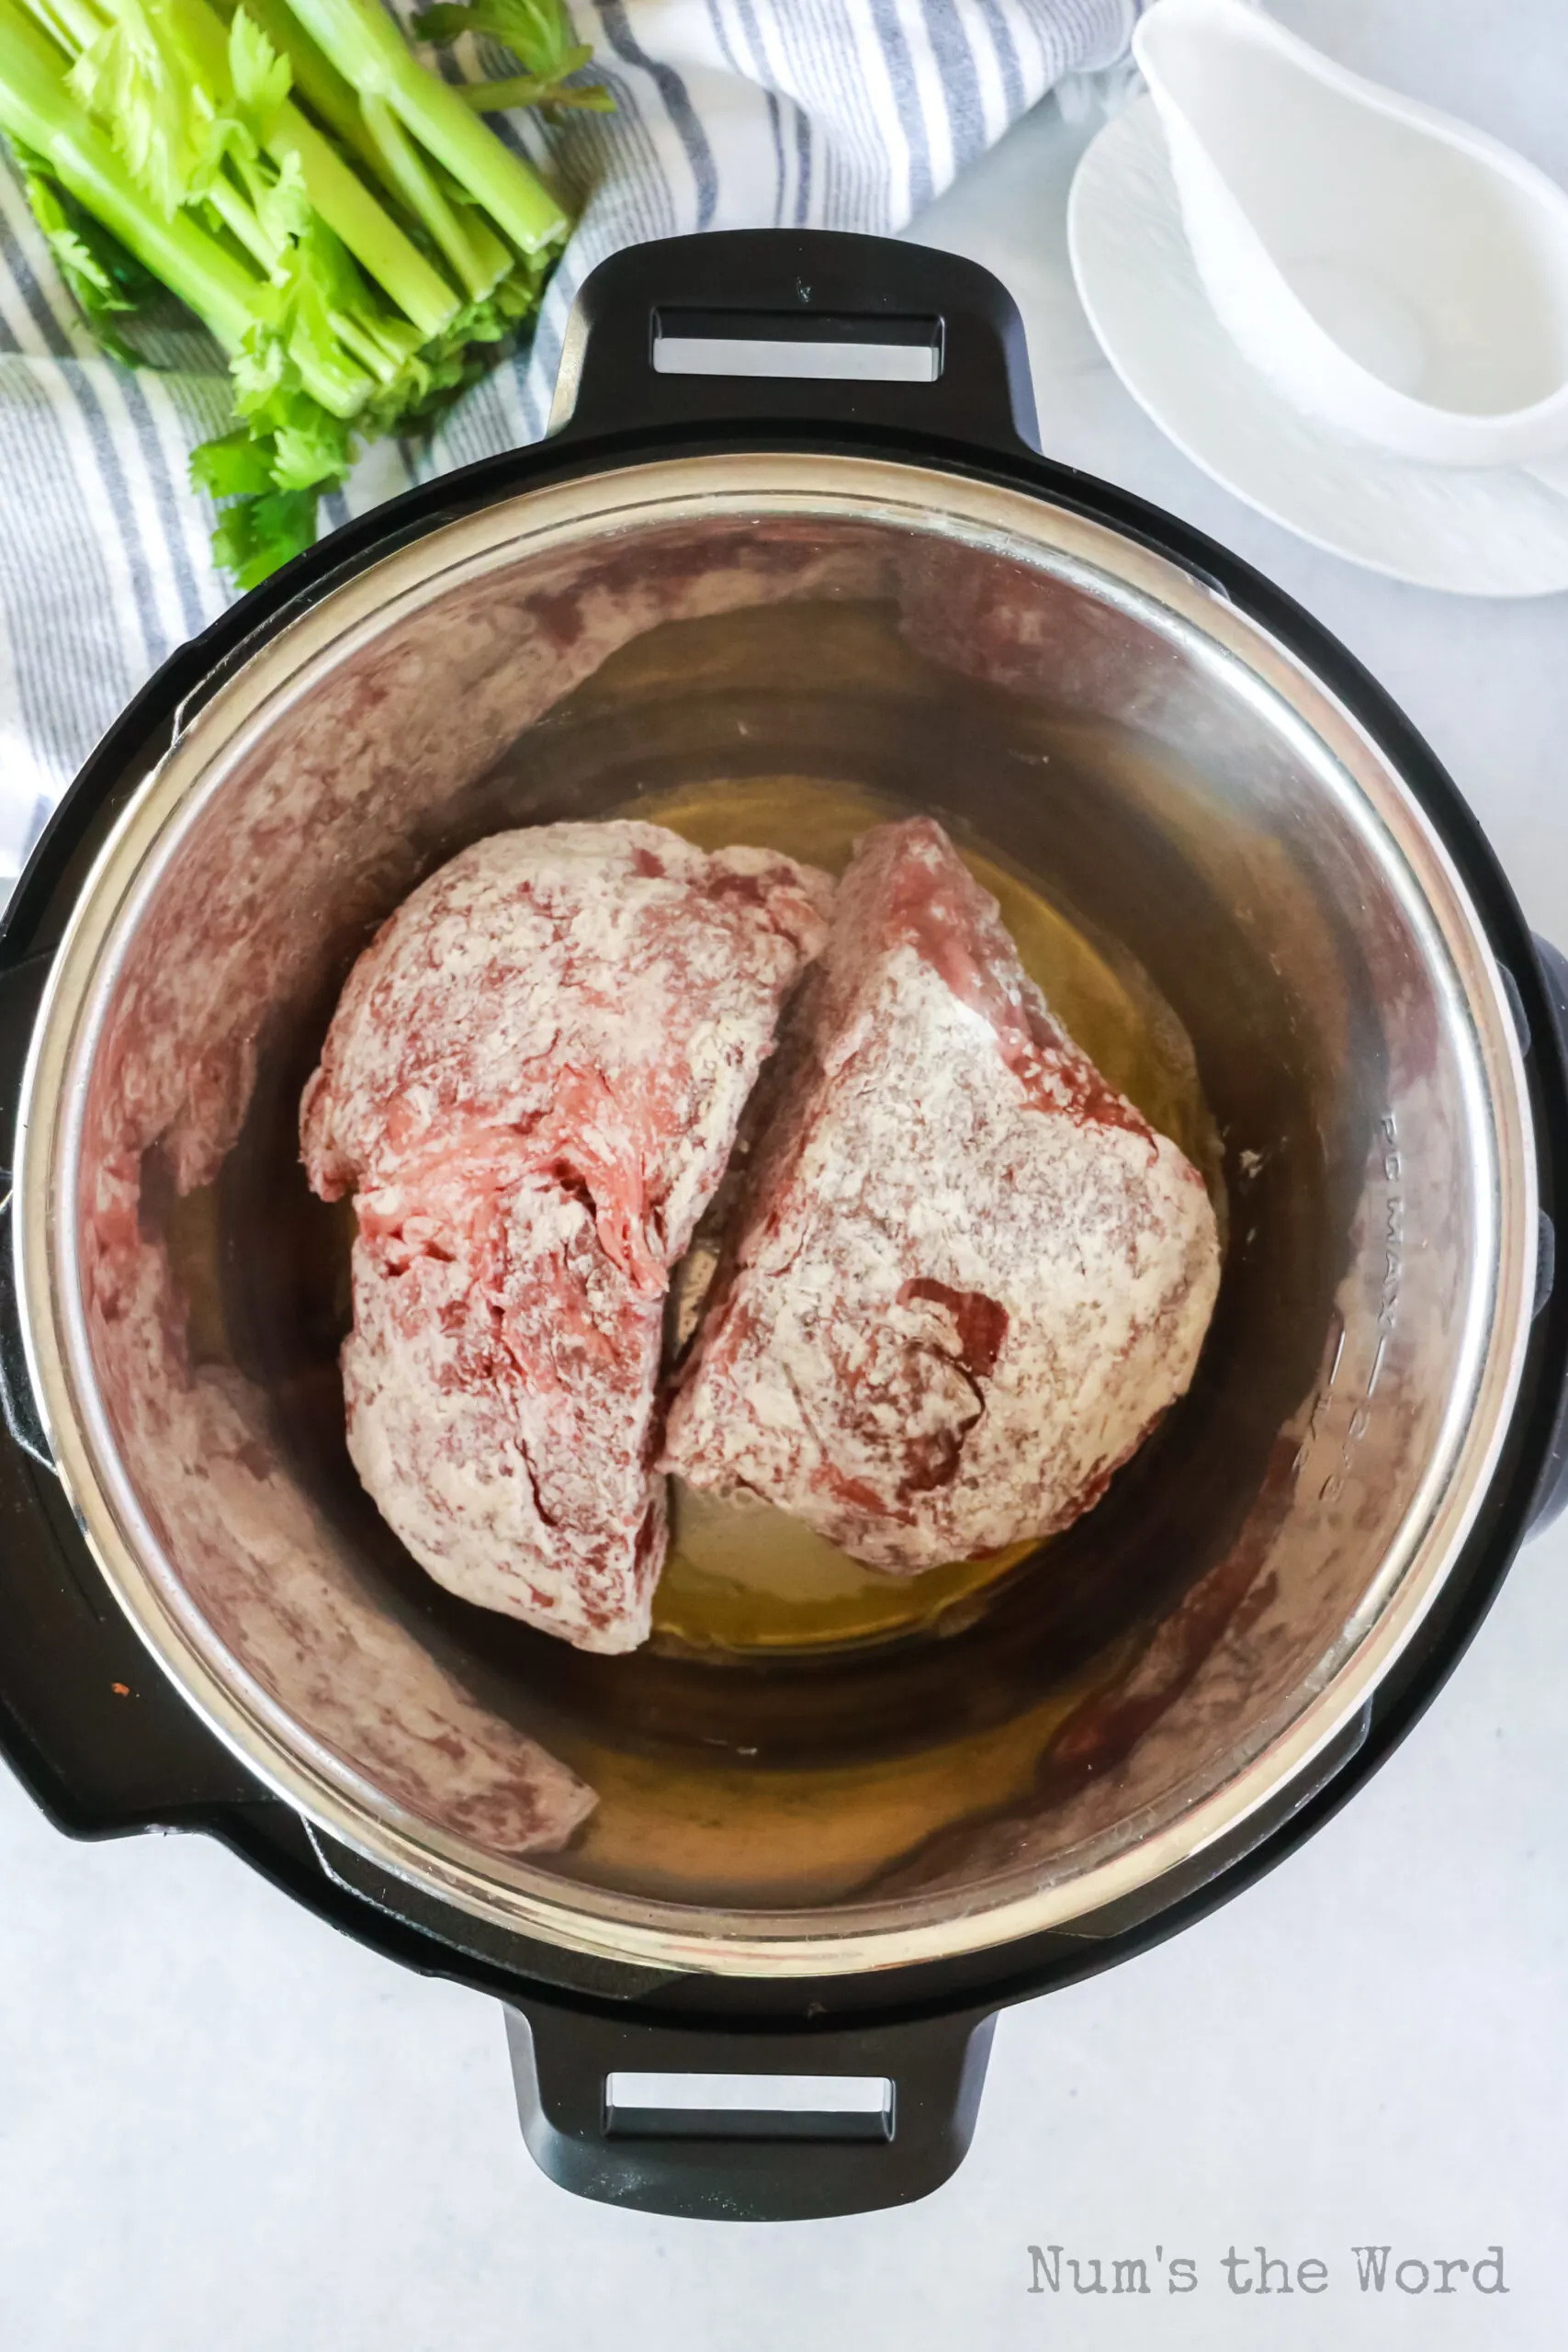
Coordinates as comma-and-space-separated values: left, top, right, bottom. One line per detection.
301, 821, 832, 1653
663, 819, 1221, 1570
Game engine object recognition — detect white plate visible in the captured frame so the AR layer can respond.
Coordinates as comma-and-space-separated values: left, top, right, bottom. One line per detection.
1066, 95, 1568, 597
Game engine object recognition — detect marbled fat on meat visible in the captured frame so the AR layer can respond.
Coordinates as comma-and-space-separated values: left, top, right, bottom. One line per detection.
301, 820, 833, 1653
664, 819, 1222, 1570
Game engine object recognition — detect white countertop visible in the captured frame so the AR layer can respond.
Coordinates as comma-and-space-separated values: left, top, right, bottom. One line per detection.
3, 6, 1566, 2346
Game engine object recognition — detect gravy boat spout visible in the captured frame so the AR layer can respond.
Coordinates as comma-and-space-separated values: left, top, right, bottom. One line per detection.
1133, 0, 1568, 469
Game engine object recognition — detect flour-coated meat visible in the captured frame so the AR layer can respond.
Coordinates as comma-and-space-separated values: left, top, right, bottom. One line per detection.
663, 819, 1222, 1571
301, 820, 833, 1652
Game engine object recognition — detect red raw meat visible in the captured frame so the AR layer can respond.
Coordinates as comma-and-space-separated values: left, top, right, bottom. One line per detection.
301, 820, 832, 1653
663, 819, 1222, 1570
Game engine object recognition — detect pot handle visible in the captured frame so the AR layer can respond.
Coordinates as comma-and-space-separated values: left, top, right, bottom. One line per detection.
504, 1997, 996, 2221
1526, 935, 1568, 1533
548, 229, 1039, 458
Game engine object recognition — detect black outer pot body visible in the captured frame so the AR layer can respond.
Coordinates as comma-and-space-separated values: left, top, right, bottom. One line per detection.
1, 232, 1566, 2223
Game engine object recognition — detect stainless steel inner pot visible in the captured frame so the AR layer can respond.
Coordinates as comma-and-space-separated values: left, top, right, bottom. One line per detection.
14, 451, 1537, 1980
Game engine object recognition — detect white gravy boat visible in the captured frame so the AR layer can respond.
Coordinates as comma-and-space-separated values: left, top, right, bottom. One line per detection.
1133, 0, 1568, 472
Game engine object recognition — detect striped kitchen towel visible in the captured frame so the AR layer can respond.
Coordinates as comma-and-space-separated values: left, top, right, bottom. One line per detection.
0, 0, 1139, 890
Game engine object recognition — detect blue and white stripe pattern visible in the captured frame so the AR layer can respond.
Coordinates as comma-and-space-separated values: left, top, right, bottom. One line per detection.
0, 0, 1137, 888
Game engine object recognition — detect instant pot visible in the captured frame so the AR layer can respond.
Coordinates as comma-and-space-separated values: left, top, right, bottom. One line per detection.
3, 231, 1566, 2222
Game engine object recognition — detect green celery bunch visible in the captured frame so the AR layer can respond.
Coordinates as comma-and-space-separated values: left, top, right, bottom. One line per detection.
0, 0, 605, 585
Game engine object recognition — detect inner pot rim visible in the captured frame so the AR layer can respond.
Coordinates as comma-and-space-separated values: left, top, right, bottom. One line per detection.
14, 452, 1539, 1978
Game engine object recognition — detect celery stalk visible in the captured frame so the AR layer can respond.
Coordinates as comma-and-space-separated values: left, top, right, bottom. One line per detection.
37, 0, 463, 343
462, 74, 615, 115
281, 0, 569, 254
233, 0, 516, 309
203, 168, 285, 272
167, 0, 467, 340
0, 0, 259, 346
269, 107, 463, 336
359, 91, 503, 299
227, 0, 418, 212
1, 0, 377, 415
17, 0, 104, 56
0, 0, 588, 587
220, 0, 379, 163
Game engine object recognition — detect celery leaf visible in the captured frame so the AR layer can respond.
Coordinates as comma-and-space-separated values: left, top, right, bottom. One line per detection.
413, 0, 610, 108
208, 482, 321, 587
14, 142, 168, 368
